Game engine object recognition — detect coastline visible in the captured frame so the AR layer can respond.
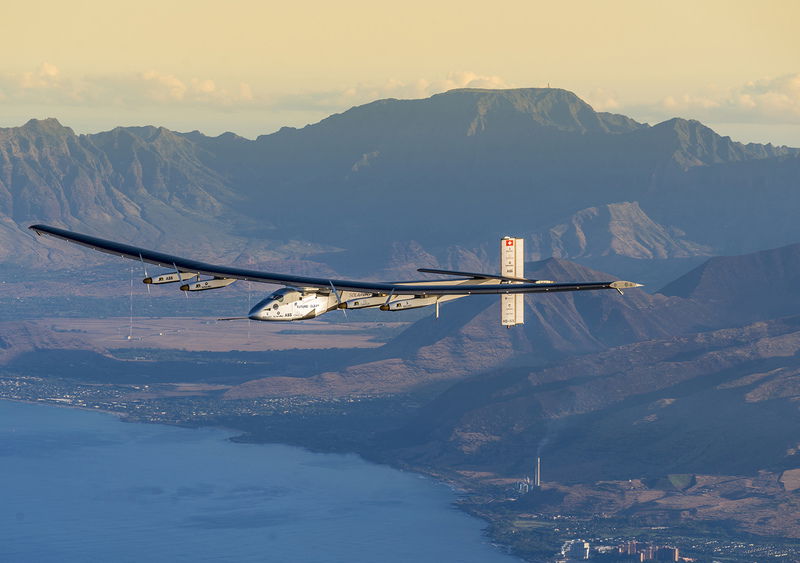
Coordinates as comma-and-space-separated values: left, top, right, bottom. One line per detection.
1, 396, 128, 418
7, 387, 800, 562
0, 396, 525, 561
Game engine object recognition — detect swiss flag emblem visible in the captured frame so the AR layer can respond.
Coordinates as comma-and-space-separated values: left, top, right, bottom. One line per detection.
505, 240, 514, 246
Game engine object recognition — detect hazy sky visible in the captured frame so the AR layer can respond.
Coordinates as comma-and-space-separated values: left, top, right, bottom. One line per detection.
2, 0, 799, 145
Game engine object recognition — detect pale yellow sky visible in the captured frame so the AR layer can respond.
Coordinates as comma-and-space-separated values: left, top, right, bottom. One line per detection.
1, 0, 799, 144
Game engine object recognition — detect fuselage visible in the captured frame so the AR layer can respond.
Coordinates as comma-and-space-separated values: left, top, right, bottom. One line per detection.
246, 279, 487, 322
248, 288, 340, 321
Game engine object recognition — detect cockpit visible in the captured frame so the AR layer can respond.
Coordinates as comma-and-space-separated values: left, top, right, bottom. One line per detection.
248, 288, 304, 320
269, 288, 302, 303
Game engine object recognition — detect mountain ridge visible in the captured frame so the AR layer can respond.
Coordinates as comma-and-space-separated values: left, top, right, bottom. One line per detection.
2, 87, 799, 274
527, 201, 713, 261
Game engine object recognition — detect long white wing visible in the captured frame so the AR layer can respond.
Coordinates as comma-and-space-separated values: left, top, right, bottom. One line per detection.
29, 224, 642, 295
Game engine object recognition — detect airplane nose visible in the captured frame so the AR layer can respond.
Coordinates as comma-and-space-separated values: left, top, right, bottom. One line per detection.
248, 302, 269, 320
249, 305, 270, 320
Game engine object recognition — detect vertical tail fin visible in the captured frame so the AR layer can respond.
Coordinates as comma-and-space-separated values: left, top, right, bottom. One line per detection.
500, 236, 525, 327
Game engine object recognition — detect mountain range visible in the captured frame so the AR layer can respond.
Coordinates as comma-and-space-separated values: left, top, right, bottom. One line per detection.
2, 87, 798, 280
365, 241, 800, 487
5, 88, 800, 548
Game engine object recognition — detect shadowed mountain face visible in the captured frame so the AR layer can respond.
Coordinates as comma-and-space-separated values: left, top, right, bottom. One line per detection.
0, 120, 336, 268
662, 241, 800, 302
5, 88, 800, 526
366, 241, 800, 481
659, 242, 800, 330
223, 258, 712, 399
378, 315, 800, 482
0, 120, 237, 233
1, 87, 798, 275
226, 89, 795, 254
527, 201, 713, 260
223, 240, 800, 402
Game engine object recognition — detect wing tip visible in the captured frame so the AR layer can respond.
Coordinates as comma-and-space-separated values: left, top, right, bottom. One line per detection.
610, 280, 644, 289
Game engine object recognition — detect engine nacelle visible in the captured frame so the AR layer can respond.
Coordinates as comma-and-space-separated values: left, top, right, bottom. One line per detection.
180, 278, 237, 292
379, 296, 439, 311
143, 272, 197, 284
342, 295, 388, 309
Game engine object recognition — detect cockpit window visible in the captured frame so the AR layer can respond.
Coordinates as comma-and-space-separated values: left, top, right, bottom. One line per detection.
273, 288, 298, 301
269, 288, 302, 303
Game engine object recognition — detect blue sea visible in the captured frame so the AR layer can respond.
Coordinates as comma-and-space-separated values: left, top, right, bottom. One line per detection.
0, 400, 518, 562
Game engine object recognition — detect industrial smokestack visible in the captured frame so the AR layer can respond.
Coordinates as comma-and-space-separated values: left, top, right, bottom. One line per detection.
535, 457, 541, 487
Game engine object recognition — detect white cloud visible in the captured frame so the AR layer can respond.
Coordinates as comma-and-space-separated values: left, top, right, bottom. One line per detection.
654, 73, 800, 124
429, 71, 511, 92
0, 64, 512, 115
278, 72, 514, 112
580, 88, 621, 112
140, 71, 188, 102
0, 63, 257, 109
19, 62, 61, 88
9, 64, 794, 144
3, 62, 85, 103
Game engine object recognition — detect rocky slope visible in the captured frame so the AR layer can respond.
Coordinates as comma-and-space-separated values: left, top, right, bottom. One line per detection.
223, 258, 708, 399
526, 201, 712, 260
2, 88, 798, 277
377, 314, 800, 483
362, 241, 800, 482
0, 321, 107, 364
0, 119, 335, 269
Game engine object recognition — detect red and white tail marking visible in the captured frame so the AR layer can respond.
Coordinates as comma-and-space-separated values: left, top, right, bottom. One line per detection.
501, 236, 525, 327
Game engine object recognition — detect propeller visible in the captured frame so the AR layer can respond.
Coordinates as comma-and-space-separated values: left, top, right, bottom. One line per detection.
329, 281, 348, 319
138, 253, 151, 296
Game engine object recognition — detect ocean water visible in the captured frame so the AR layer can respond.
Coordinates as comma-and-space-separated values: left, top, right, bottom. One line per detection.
0, 400, 518, 563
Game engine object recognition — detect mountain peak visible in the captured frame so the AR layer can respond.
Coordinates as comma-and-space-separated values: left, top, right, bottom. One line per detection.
650, 116, 797, 168
661, 241, 800, 297
294, 87, 646, 142
19, 118, 74, 137
436, 86, 577, 99
430, 87, 645, 135
23, 117, 66, 128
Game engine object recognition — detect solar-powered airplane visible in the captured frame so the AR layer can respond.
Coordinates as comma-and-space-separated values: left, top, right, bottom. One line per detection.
29, 225, 642, 327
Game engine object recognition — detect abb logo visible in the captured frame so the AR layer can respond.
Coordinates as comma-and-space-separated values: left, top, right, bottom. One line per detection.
505, 240, 514, 246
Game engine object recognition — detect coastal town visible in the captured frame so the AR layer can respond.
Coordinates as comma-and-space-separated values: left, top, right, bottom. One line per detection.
4, 373, 800, 562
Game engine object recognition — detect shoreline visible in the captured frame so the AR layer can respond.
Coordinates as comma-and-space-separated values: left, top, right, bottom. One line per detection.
8, 393, 800, 562
1, 396, 128, 418
1, 398, 521, 563
0, 397, 525, 561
